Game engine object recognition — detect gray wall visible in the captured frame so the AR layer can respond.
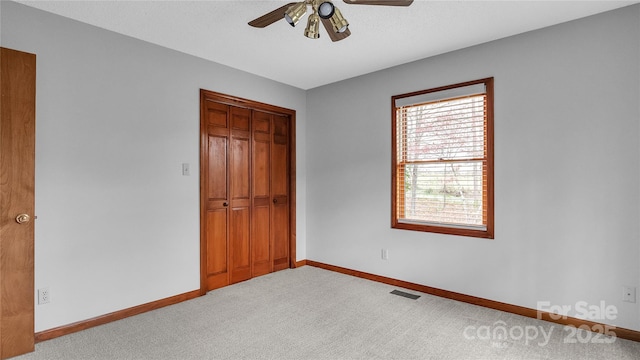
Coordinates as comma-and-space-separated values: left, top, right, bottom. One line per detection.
3, 0, 639, 334
306, 5, 640, 331
1, 1, 307, 332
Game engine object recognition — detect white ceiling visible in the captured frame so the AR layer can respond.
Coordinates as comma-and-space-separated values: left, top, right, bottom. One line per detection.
15, 0, 639, 90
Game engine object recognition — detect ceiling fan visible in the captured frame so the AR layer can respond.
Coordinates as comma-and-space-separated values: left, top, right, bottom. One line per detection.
249, 0, 414, 42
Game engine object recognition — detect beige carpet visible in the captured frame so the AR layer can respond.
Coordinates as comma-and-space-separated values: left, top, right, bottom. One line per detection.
16, 266, 640, 359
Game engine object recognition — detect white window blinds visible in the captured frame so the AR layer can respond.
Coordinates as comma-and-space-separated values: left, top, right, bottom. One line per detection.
395, 83, 488, 230
394, 83, 486, 108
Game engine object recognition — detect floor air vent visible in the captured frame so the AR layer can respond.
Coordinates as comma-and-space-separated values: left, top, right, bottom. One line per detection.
390, 290, 420, 300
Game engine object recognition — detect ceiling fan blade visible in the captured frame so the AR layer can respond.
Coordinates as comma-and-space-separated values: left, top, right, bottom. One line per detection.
248, 2, 297, 28
343, 0, 413, 6
320, 18, 351, 42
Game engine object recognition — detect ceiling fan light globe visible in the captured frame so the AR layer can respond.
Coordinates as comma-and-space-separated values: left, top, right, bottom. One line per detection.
318, 2, 335, 19
284, 2, 307, 27
284, 14, 294, 26
329, 7, 349, 33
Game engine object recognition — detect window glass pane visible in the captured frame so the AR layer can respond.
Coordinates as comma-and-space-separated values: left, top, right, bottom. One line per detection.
400, 161, 484, 226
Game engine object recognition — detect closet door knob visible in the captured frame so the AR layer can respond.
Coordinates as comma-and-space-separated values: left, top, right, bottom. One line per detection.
223, 202, 228, 207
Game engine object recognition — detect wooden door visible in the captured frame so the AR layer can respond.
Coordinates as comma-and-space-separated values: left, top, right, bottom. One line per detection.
251, 111, 272, 277
202, 100, 230, 290
200, 90, 295, 293
201, 101, 253, 289
0, 48, 36, 359
228, 107, 252, 284
250, 111, 290, 275
271, 115, 289, 271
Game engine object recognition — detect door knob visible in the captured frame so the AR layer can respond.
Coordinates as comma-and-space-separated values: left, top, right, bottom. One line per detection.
15, 214, 31, 224
223, 202, 228, 207
273, 198, 277, 204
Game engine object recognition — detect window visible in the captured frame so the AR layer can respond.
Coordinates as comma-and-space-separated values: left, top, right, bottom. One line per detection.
391, 78, 494, 238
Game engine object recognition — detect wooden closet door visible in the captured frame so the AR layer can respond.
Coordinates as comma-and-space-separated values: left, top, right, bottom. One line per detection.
251, 111, 272, 277
228, 107, 252, 284
203, 101, 230, 290
272, 115, 290, 271
200, 89, 295, 293
203, 103, 253, 288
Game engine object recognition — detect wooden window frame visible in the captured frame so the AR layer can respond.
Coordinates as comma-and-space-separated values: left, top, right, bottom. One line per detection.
391, 78, 494, 239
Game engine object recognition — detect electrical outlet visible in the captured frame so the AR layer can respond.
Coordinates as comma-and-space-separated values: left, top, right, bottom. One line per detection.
622, 286, 636, 303
38, 288, 50, 305
381, 249, 389, 260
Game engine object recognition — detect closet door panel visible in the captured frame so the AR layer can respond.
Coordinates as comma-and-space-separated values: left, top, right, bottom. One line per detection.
252, 111, 272, 276
207, 135, 228, 201
252, 204, 270, 276
229, 206, 251, 283
229, 107, 252, 284
203, 101, 231, 290
206, 209, 228, 289
272, 115, 289, 270
231, 137, 250, 200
